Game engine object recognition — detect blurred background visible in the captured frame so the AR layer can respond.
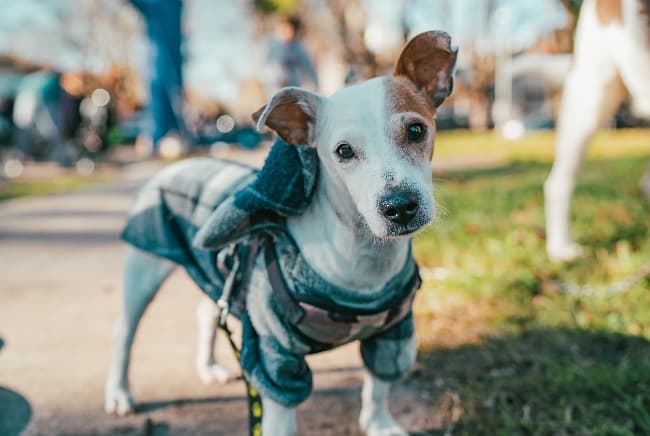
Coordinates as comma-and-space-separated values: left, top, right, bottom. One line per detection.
0, 0, 646, 174
0, 1, 649, 435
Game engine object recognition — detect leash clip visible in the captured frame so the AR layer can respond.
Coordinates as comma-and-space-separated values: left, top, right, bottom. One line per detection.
216, 249, 240, 327
216, 298, 230, 327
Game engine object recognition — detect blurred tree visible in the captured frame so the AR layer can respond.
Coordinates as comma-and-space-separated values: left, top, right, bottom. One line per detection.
559, 0, 583, 16
84, 1, 142, 108
552, 0, 581, 52
321, 0, 381, 80
249, 0, 384, 95
52, 0, 143, 119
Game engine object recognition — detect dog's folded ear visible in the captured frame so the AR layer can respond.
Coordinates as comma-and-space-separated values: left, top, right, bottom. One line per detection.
394, 31, 458, 109
252, 87, 322, 146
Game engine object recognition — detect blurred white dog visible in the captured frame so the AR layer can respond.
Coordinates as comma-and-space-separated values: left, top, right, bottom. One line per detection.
544, 0, 650, 261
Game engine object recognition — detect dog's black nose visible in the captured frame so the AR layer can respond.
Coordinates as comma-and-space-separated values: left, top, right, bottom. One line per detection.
379, 191, 420, 225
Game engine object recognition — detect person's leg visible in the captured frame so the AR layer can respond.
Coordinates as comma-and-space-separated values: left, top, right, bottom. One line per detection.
137, 0, 184, 149
11, 92, 38, 160
41, 102, 74, 166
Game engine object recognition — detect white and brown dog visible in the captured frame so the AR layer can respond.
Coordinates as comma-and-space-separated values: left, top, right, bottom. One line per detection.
105, 31, 457, 435
545, 0, 650, 261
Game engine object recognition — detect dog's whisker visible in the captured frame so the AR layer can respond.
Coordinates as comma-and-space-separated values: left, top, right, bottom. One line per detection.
434, 203, 449, 219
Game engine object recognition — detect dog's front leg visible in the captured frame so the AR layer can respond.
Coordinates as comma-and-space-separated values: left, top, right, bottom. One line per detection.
359, 371, 407, 436
262, 395, 296, 435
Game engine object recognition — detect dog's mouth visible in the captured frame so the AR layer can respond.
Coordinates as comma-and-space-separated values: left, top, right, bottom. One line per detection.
394, 227, 419, 236
382, 218, 430, 238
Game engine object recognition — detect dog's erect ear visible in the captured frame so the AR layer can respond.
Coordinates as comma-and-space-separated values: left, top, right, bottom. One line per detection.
394, 31, 458, 109
252, 87, 322, 146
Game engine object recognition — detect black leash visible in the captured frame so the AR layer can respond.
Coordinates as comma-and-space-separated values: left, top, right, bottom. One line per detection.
219, 319, 263, 436
214, 240, 263, 436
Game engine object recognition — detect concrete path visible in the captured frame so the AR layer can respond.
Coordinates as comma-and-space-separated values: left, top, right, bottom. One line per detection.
0, 151, 443, 435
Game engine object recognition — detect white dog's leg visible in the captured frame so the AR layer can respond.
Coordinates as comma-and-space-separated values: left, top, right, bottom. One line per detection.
642, 168, 650, 201
195, 296, 234, 384
544, 2, 629, 262
544, 67, 625, 261
105, 247, 175, 416
359, 371, 406, 436
262, 396, 296, 436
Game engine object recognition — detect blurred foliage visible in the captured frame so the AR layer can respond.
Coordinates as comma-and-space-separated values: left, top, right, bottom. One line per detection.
564, 0, 584, 16
409, 128, 650, 433
253, 0, 301, 14
106, 127, 123, 146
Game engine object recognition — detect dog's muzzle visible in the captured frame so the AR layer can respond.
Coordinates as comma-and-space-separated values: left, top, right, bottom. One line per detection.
379, 190, 420, 226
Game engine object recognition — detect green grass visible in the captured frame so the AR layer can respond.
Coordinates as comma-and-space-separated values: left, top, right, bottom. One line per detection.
433, 129, 650, 162
411, 129, 650, 434
411, 329, 650, 435
0, 174, 113, 202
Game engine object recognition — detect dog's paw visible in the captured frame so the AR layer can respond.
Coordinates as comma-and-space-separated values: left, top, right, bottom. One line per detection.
360, 414, 407, 436
363, 422, 408, 436
547, 242, 584, 262
197, 363, 235, 385
104, 384, 135, 416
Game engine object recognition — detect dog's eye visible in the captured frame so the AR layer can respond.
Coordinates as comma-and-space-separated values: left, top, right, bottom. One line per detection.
406, 122, 426, 142
336, 143, 355, 159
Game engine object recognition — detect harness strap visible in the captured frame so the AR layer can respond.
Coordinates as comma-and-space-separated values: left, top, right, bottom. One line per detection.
263, 237, 305, 325
263, 234, 422, 343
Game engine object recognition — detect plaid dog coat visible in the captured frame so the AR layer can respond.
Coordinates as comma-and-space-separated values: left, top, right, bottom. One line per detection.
122, 142, 420, 407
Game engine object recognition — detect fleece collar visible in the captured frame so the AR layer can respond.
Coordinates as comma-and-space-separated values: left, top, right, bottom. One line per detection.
193, 138, 318, 251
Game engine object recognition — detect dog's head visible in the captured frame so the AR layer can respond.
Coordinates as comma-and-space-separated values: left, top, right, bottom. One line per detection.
253, 31, 457, 239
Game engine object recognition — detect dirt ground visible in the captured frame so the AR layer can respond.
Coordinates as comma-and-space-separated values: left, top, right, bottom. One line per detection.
0, 149, 448, 435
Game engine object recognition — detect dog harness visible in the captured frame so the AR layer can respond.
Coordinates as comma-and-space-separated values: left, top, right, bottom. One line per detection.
215, 231, 421, 347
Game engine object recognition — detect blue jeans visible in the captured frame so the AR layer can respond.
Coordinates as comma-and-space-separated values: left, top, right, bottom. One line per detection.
131, 0, 184, 147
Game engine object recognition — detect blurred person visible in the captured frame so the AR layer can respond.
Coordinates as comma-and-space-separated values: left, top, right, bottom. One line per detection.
11, 70, 75, 165
0, 96, 15, 147
130, 0, 188, 158
263, 15, 319, 96
77, 89, 115, 157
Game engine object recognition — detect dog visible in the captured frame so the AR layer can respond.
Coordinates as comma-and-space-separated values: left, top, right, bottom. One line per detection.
544, 0, 650, 261
105, 31, 457, 435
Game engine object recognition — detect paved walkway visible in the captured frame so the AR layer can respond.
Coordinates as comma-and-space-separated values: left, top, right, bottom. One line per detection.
0, 151, 446, 435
